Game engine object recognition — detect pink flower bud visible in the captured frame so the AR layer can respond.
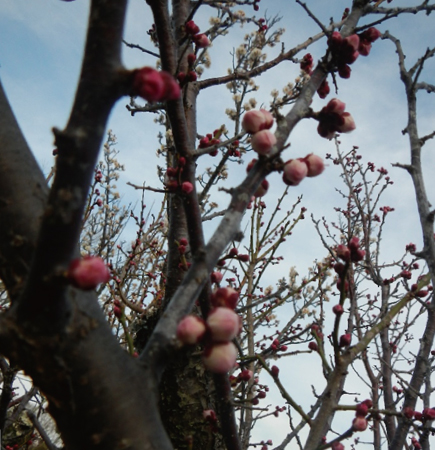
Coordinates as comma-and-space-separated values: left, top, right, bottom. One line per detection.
305, 154, 325, 177
352, 416, 368, 432
259, 109, 274, 129
211, 287, 239, 309
188, 71, 198, 82
185, 20, 200, 35
255, 179, 269, 197
308, 341, 318, 351
211, 271, 223, 284
271, 365, 279, 377
423, 407, 435, 421
317, 79, 330, 99
333, 304, 344, 315
207, 307, 241, 342
68, 256, 111, 290
187, 53, 196, 65
336, 244, 351, 261
331, 443, 345, 450
239, 369, 253, 381
328, 31, 343, 51
283, 159, 308, 185
338, 64, 351, 79
358, 40, 372, 56
242, 110, 274, 134
193, 34, 211, 48
251, 130, 277, 155
133, 67, 165, 102
238, 254, 250, 262
344, 34, 360, 53
242, 110, 268, 134
339, 333, 351, 347
203, 342, 238, 373
403, 407, 414, 419
348, 237, 360, 250
181, 181, 194, 194
356, 403, 369, 417
177, 315, 206, 345
360, 27, 381, 43
336, 112, 356, 133
326, 98, 346, 115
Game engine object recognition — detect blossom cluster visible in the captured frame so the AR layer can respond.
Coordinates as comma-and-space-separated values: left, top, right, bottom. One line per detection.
176, 287, 241, 373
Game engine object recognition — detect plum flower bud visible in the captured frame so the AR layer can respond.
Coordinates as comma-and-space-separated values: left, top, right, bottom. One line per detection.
360, 27, 381, 43
203, 342, 238, 373
251, 130, 277, 155
304, 154, 325, 177
336, 244, 351, 261
344, 34, 360, 53
185, 20, 200, 35
211, 287, 239, 309
271, 365, 280, 377
259, 109, 274, 129
207, 307, 241, 342
336, 112, 356, 133
339, 333, 351, 347
255, 179, 269, 197
352, 417, 368, 432
181, 181, 194, 194
133, 67, 165, 102
193, 34, 211, 48
239, 369, 253, 381
326, 98, 346, 114
177, 315, 207, 345
331, 443, 345, 450
283, 159, 308, 185
68, 256, 111, 290
211, 271, 224, 284
333, 304, 344, 315
242, 110, 274, 134
356, 403, 369, 417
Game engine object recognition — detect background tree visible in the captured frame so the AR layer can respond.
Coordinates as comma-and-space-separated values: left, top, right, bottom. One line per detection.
0, 1, 435, 450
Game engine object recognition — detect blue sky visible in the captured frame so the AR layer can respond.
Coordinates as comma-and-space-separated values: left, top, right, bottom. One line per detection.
1, 0, 435, 447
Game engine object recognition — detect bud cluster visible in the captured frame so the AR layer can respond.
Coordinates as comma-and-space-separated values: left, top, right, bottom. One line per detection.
352, 399, 371, 432
317, 98, 355, 140
176, 287, 241, 373
132, 67, 181, 103
164, 157, 194, 195
242, 109, 276, 156
198, 128, 222, 156
185, 20, 211, 49
282, 154, 325, 186
328, 28, 381, 79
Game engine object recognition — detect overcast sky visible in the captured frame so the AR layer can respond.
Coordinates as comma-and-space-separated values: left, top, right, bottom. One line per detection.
1, 1, 435, 447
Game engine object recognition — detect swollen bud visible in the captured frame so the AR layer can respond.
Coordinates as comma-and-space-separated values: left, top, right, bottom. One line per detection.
251, 130, 277, 155
283, 159, 308, 185
68, 256, 111, 290
207, 307, 241, 342
203, 342, 238, 373
177, 315, 207, 345
352, 417, 368, 432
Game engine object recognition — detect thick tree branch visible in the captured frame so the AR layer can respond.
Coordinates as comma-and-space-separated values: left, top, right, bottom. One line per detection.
0, 80, 48, 301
